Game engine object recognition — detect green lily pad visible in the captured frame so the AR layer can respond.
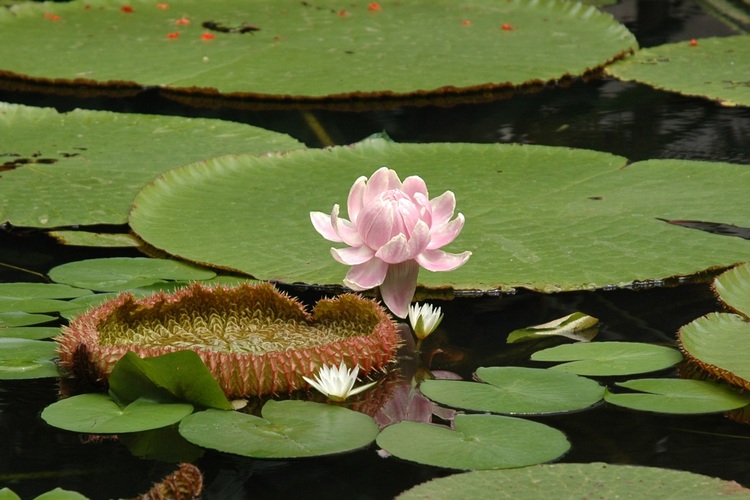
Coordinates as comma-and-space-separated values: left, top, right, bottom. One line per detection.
0, 338, 59, 380
679, 312, 750, 389
531, 342, 683, 376
33, 489, 90, 500
179, 400, 378, 458
714, 263, 750, 318
130, 140, 750, 292
506, 312, 599, 343
0, 102, 303, 228
108, 351, 233, 410
48, 257, 215, 291
0, 283, 92, 314
41, 393, 194, 434
604, 378, 750, 414
59, 293, 120, 321
0, 0, 636, 105
420, 366, 604, 415
49, 230, 141, 248
0, 327, 61, 340
0, 311, 56, 327
396, 463, 750, 499
376, 413, 570, 470
607, 35, 750, 107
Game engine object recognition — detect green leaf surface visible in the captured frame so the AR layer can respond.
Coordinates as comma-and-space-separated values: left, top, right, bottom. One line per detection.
376, 413, 570, 470
33, 488, 90, 500
0, 327, 61, 340
0, 338, 59, 380
0, 102, 303, 228
109, 351, 233, 410
420, 367, 604, 415
607, 35, 750, 107
506, 312, 599, 343
48, 257, 215, 292
0, 489, 20, 500
49, 230, 141, 248
41, 393, 193, 434
179, 400, 378, 458
0, 283, 92, 313
604, 378, 750, 414
0, 311, 56, 327
679, 312, 750, 388
0, 0, 636, 104
130, 140, 750, 292
714, 263, 750, 318
531, 341, 683, 376
58, 293, 120, 321
396, 463, 750, 499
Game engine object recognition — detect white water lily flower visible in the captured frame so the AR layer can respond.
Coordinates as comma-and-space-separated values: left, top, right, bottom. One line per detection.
303, 361, 377, 402
408, 302, 443, 340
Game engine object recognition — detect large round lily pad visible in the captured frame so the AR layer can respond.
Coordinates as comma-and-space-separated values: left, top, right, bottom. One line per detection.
0, 0, 637, 106
376, 414, 570, 470
714, 263, 750, 318
397, 463, 750, 499
607, 35, 750, 108
178, 400, 378, 458
130, 139, 750, 292
419, 366, 604, 415
0, 102, 303, 228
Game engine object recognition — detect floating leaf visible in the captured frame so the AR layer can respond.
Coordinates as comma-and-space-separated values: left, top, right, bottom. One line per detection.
679, 312, 750, 390
0, 0, 636, 106
108, 351, 233, 410
0, 338, 59, 380
130, 140, 750, 293
507, 312, 599, 343
604, 378, 750, 414
0, 102, 303, 228
32, 488, 90, 500
59, 293, 120, 321
531, 341, 683, 376
0, 311, 56, 327
607, 35, 750, 107
179, 400, 378, 458
714, 262, 750, 318
396, 463, 750, 499
376, 413, 570, 470
0, 283, 92, 313
48, 257, 215, 291
420, 367, 604, 415
41, 393, 193, 434
0, 327, 61, 340
49, 230, 141, 248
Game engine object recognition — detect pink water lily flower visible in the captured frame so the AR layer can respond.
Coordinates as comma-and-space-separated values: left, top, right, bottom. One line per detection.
310, 167, 471, 318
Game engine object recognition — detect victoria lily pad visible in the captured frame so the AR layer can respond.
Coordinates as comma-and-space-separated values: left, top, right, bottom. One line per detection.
0, 311, 56, 327
129, 139, 750, 293
376, 413, 570, 470
0, 102, 303, 228
713, 262, 750, 318
604, 378, 750, 414
0, 0, 636, 106
419, 366, 604, 415
0, 327, 61, 340
41, 393, 193, 434
396, 463, 750, 499
48, 257, 215, 292
0, 338, 59, 380
0, 283, 92, 314
607, 35, 750, 107
178, 400, 378, 458
531, 341, 683, 376
679, 312, 750, 390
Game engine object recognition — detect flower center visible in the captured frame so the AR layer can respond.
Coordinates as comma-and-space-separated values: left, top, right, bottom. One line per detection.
358, 189, 423, 249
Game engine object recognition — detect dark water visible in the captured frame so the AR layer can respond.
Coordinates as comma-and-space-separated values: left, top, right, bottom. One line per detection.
2, 1, 750, 498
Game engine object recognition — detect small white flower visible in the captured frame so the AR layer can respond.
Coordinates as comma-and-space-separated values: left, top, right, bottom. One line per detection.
408, 303, 443, 340
303, 361, 377, 402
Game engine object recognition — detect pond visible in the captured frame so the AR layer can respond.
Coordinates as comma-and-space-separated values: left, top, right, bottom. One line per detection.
1, 0, 750, 498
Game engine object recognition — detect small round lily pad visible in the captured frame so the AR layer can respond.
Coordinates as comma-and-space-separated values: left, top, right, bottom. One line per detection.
0, 338, 59, 380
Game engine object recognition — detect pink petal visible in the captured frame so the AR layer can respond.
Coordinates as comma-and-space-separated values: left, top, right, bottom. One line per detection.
344, 258, 389, 290
331, 245, 375, 266
347, 176, 367, 224
330, 205, 362, 247
429, 191, 457, 228
412, 192, 432, 226
363, 167, 401, 206
415, 249, 472, 272
375, 234, 410, 264
427, 213, 465, 250
402, 175, 429, 200
379, 260, 419, 318
407, 220, 431, 256
310, 209, 343, 243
